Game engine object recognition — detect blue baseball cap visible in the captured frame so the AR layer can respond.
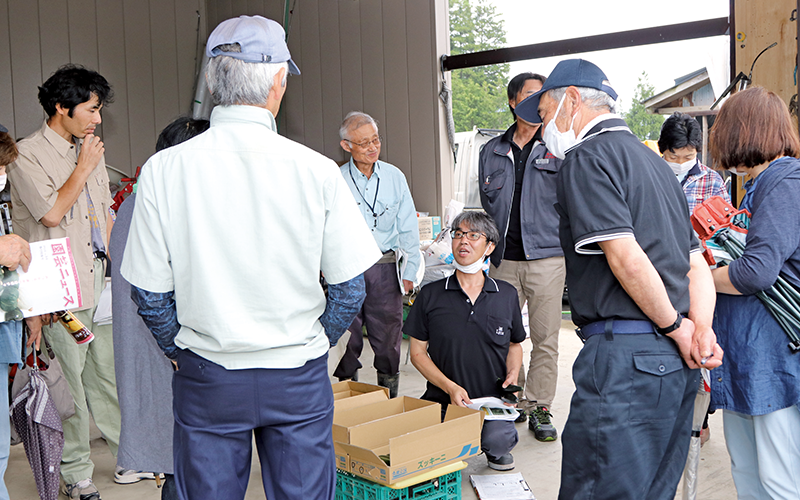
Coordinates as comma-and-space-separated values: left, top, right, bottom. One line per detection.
515, 59, 617, 124
0, 124, 7, 134
206, 15, 300, 75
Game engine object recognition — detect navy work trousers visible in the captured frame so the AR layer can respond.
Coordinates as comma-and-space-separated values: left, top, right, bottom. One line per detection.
172, 349, 335, 500
559, 332, 698, 500
334, 262, 403, 378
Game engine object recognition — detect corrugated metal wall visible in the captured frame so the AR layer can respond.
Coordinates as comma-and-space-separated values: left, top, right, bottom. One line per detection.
0, 0, 207, 175
0, 0, 452, 214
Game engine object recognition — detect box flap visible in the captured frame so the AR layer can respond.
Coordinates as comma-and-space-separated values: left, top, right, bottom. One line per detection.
347, 403, 440, 449
333, 390, 388, 411
331, 380, 389, 397
388, 409, 481, 464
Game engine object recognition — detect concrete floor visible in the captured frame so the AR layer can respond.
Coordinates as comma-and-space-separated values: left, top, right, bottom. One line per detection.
7, 320, 738, 499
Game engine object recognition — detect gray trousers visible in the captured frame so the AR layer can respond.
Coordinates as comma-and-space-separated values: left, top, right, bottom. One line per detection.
333, 262, 403, 379
559, 331, 698, 500
481, 420, 518, 460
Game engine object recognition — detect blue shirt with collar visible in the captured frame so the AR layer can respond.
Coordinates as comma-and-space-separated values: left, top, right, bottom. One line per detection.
340, 159, 421, 281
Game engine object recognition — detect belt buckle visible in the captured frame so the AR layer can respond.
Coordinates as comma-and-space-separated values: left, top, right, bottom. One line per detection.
575, 327, 587, 344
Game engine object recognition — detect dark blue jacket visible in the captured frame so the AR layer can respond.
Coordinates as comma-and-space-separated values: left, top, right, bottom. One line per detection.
478, 129, 563, 268
711, 156, 800, 415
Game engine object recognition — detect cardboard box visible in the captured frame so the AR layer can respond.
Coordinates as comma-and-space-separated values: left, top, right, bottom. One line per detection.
333, 397, 439, 445
418, 216, 442, 241
332, 381, 390, 413
334, 402, 482, 486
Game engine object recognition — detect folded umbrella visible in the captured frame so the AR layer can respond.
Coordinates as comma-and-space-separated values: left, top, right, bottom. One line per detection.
9, 362, 64, 500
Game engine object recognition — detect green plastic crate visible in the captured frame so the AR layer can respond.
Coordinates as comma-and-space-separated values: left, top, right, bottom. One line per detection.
335, 469, 461, 500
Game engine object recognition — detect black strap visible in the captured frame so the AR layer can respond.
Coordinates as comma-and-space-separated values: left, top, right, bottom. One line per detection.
349, 163, 381, 227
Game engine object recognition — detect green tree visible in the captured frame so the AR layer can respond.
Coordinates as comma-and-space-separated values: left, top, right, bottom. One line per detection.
624, 72, 665, 141
449, 0, 510, 132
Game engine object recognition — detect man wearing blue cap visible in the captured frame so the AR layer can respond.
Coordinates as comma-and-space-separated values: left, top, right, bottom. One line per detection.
121, 15, 380, 500
514, 59, 723, 499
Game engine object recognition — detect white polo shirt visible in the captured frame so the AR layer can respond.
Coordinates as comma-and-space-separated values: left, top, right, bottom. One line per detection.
121, 105, 381, 369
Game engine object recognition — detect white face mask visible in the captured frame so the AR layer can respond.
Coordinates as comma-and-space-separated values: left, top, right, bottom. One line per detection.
542, 93, 578, 160
0, 173, 7, 192
665, 159, 695, 177
453, 257, 486, 274
728, 167, 748, 178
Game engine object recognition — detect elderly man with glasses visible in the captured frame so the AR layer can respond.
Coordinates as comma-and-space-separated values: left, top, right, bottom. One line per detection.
333, 111, 421, 397
405, 211, 524, 471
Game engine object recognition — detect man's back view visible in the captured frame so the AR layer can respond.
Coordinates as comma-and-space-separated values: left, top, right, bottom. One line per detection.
121, 15, 380, 500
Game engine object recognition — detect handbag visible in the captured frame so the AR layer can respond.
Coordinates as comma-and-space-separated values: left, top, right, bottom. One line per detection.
10, 331, 76, 422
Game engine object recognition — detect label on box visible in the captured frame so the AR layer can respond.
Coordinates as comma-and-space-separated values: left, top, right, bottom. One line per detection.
350, 459, 387, 483
418, 216, 442, 241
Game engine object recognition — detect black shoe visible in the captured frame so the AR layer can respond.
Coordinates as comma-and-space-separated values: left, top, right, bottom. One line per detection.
377, 372, 399, 398
487, 453, 515, 471
514, 409, 527, 423
528, 406, 558, 442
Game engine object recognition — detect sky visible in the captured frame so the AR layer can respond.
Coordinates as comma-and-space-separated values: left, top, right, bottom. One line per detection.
489, 0, 731, 112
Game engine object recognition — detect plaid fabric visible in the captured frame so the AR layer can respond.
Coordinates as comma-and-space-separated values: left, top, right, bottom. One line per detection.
681, 162, 730, 214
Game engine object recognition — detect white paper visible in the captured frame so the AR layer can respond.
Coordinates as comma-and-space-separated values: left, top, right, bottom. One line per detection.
466, 397, 519, 421
93, 278, 112, 325
470, 472, 535, 500
5, 237, 83, 317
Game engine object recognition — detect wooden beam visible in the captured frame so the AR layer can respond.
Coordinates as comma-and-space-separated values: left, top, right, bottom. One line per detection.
654, 106, 719, 116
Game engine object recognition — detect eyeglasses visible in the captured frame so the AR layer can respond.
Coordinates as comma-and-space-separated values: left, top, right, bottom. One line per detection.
451, 229, 486, 241
347, 136, 382, 149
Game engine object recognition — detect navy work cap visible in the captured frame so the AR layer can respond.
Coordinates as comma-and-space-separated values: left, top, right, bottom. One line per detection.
515, 59, 618, 124
0, 124, 7, 134
206, 15, 300, 75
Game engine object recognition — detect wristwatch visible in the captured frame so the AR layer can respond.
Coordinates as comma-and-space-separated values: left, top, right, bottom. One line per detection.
656, 312, 683, 335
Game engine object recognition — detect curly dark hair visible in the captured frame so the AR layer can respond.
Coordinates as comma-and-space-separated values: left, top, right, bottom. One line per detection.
38, 64, 113, 118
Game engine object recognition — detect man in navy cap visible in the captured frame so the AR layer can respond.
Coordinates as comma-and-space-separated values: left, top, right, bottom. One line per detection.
514, 59, 723, 499
121, 15, 380, 500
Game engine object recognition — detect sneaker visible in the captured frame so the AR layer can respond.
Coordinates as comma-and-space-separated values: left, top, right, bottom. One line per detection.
114, 466, 156, 484
529, 406, 558, 442
514, 409, 527, 424
487, 453, 515, 471
63, 478, 101, 500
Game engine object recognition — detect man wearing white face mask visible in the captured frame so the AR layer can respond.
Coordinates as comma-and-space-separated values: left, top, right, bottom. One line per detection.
405, 211, 524, 472
658, 112, 729, 214
515, 59, 723, 499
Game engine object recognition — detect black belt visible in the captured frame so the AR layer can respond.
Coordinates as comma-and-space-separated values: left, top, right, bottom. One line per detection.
576, 319, 655, 343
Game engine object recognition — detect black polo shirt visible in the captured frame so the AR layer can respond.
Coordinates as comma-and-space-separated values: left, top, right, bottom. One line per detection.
502, 123, 542, 261
403, 273, 525, 407
555, 117, 699, 327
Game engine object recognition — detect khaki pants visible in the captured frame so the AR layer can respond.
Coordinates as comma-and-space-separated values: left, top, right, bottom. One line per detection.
490, 257, 565, 409
45, 258, 120, 484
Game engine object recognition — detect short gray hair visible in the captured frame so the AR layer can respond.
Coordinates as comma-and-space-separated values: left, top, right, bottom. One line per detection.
451, 211, 500, 246
547, 86, 617, 114
339, 111, 378, 141
206, 43, 288, 106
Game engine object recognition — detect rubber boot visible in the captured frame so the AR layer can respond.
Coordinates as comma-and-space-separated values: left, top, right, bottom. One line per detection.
337, 370, 358, 383
377, 372, 400, 398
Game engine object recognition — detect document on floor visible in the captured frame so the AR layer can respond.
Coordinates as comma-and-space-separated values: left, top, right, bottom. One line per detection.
5, 237, 82, 318
470, 472, 536, 500
465, 397, 519, 421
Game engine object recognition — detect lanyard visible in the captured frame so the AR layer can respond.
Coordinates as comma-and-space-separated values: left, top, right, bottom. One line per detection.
349, 163, 381, 227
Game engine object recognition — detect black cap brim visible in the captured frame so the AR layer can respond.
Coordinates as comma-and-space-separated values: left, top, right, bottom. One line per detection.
514, 88, 546, 125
